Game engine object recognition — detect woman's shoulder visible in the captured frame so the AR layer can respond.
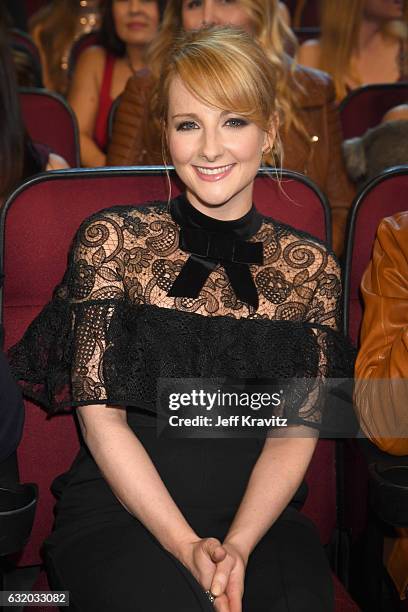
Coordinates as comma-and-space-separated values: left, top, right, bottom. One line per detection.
261, 214, 340, 270
78, 201, 168, 227
291, 61, 335, 107
73, 45, 108, 75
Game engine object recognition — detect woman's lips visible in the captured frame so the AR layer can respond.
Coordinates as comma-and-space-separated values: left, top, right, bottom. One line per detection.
127, 22, 147, 30
193, 164, 235, 182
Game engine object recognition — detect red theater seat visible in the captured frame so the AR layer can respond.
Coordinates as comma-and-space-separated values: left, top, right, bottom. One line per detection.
19, 88, 80, 167
0, 167, 357, 609
340, 83, 408, 140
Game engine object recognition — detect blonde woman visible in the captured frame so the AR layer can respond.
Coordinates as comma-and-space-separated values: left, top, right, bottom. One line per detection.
9, 26, 355, 612
29, 0, 102, 95
107, 0, 355, 256
298, 0, 408, 101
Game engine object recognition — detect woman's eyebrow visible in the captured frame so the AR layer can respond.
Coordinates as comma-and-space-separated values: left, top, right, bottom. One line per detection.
171, 113, 200, 120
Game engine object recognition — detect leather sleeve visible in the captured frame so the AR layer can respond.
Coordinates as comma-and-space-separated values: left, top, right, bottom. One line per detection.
107, 72, 161, 166
323, 79, 356, 256
354, 213, 408, 455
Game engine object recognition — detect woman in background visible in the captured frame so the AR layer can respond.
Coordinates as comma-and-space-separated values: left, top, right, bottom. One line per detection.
0, 15, 68, 202
29, 0, 102, 95
107, 0, 355, 256
68, 0, 162, 167
298, 0, 408, 101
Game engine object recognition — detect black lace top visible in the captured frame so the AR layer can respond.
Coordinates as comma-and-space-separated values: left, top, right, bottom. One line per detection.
8, 195, 354, 432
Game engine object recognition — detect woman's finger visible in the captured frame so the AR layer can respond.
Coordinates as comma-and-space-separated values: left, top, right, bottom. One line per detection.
210, 554, 235, 597
225, 572, 244, 612
213, 593, 231, 612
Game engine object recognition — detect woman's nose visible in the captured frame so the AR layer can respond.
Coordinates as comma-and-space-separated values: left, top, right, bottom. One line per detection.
201, 0, 217, 25
199, 129, 224, 162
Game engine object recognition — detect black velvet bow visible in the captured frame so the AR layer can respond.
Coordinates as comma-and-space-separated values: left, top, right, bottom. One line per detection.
167, 226, 263, 308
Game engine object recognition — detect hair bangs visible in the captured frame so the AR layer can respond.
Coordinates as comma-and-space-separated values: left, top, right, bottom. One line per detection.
174, 42, 267, 127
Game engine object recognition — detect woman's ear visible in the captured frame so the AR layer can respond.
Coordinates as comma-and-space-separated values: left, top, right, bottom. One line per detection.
262, 113, 279, 154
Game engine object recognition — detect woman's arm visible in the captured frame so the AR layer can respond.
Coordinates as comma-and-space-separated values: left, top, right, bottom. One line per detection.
77, 402, 232, 610
68, 47, 106, 167
355, 214, 408, 455
77, 403, 199, 556
46, 153, 70, 170
223, 432, 317, 560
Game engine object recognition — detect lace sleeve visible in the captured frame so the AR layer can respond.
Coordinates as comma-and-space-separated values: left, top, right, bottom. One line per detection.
278, 249, 356, 435
8, 210, 133, 413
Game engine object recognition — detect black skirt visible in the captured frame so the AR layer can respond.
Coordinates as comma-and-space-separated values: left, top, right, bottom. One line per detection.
43, 415, 334, 612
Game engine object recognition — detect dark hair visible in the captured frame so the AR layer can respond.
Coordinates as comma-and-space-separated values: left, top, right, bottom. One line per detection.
99, 0, 166, 57
99, 0, 126, 57
0, 13, 25, 198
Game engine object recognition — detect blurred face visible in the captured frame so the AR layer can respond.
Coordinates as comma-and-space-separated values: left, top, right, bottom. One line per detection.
363, 0, 403, 20
182, 0, 254, 32
167, 76, 273, 218
112, 0, 160, 46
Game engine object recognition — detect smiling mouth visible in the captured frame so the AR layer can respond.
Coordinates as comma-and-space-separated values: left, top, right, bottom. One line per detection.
194, 164, 235, 180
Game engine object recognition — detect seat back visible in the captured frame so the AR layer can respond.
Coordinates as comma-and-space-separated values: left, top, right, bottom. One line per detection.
1, 166, 332, 565
343, 166, 408, 344
340, 83, 408, 140
107, 94, 122, 144
10, 29, 42, 69
19, 88, 80, 167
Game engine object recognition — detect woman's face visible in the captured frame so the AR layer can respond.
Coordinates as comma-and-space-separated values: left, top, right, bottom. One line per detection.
166, 76, 273, 217
112, 0, 160, 46
182, 0, 254, 33
363, 0, 403, 20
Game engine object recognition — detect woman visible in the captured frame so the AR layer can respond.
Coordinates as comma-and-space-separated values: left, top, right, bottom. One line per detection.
298, 0, 408, 101
68, 0, 162, 167
107, 0, 355, 256
9, 27, 354, 611
0, 17, 68, 201
29, 0, 102, 96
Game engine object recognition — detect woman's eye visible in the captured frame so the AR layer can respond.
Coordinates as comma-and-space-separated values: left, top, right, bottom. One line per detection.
185, 0, 201, 8
176, 121, 199, 131
225, 118, 248, 128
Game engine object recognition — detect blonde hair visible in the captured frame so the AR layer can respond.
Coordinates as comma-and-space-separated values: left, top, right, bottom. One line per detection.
319, 0, 408, 101
29, 0, 80, 94
147, 0, 306, 146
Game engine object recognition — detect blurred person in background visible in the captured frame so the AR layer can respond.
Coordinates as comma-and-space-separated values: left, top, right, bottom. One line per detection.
0, 13, 68, 203
29, 0, 102, 95
342, 103, 408, 190
298, 0, 408, 101
107, 0, 355, 256
69, 0, 163, 167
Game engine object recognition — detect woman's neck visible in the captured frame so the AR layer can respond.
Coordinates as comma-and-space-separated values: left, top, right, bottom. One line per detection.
125, 45, 145, 72
357, 18, 385, 53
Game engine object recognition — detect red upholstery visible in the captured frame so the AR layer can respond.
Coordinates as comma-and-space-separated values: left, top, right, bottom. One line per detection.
340, 83, 408, 140
343, 166, 408, 345
2, 167, 333, 566
19, 88, 80, 167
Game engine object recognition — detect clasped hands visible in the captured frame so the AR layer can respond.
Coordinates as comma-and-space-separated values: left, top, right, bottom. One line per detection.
178, 537, 248, 612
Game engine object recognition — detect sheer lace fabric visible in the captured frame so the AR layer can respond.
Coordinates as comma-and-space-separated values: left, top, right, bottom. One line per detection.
9, 200, 354, 429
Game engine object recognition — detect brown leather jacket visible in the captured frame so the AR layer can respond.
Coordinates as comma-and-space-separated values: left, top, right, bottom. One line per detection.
355, 212, 408, 456
107, 64, 355, 255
